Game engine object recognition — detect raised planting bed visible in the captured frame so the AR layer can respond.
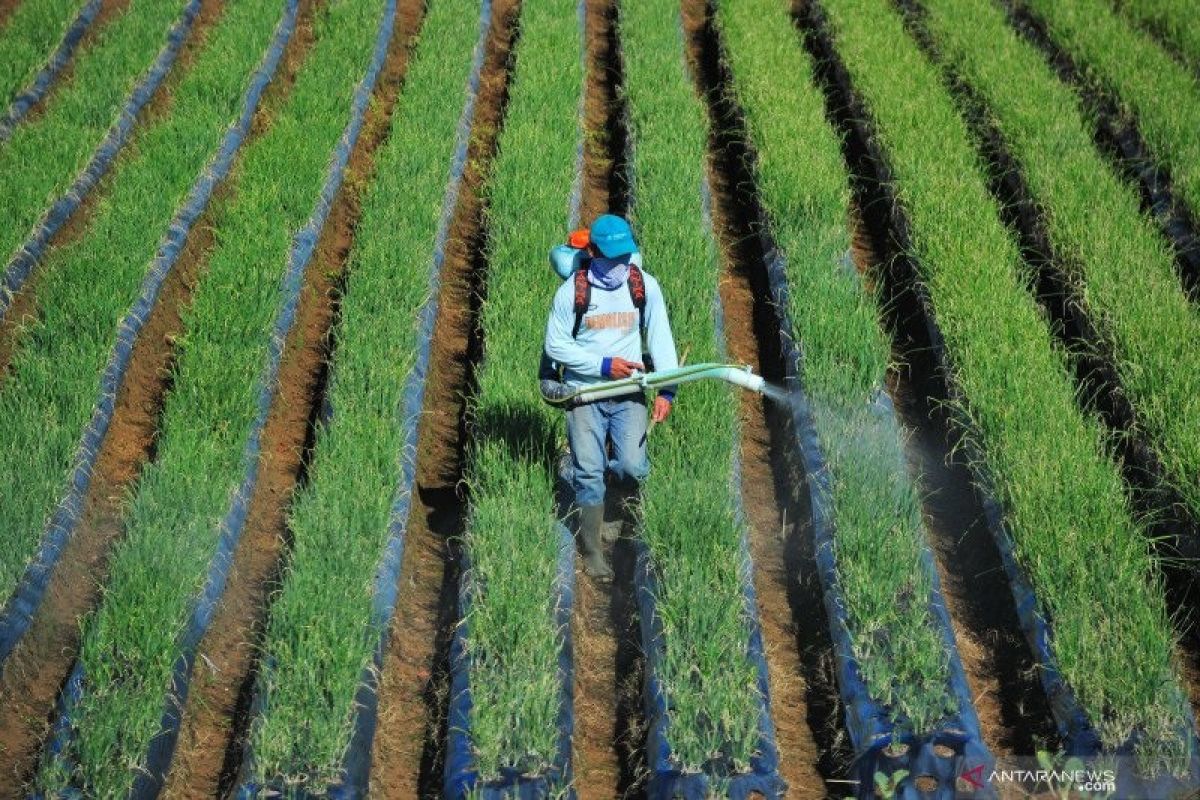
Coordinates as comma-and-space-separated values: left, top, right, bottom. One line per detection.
1013, 0, 1200, 284
235, 0, 493, 794
808, 0, 1198, 788
1113, 0, 1200, 75
913, 0, 1200, 574
712, 0, 991, 795
0, 0, 101, 136
0, 0, 197, 315
992, 5, 1200, 303
616, 0, 784, 793
0, 0, 295, 668
445, 0, 583, 794
32, 0, 397, 794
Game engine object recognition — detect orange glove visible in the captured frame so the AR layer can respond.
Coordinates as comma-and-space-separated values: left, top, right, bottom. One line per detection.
605, 356, 644, 379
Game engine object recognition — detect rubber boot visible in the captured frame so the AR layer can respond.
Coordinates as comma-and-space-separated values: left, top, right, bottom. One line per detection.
603, 486, 637, 544
578, 504, 613, 580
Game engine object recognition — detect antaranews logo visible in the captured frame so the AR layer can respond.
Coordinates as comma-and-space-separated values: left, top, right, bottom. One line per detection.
965, 754, 1135, 797
958, 763, 986, 791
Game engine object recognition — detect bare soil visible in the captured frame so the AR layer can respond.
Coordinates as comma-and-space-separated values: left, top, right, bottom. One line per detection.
569, 2, 648, 797
0, 0, 20, 30
160, 1, 424, 795
367, 2, 519, 795
681, 1, 851, 793
0, 0, 242, 792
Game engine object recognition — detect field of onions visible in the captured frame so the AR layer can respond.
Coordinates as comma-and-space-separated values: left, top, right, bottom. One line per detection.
0, 0, 1198, 797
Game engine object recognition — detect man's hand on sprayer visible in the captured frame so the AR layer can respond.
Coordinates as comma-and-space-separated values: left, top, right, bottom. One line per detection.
652, 395, 672, 423
605, 356, 644, 380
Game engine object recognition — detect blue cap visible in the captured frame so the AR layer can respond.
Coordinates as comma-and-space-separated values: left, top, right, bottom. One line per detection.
590, 213, 637, 258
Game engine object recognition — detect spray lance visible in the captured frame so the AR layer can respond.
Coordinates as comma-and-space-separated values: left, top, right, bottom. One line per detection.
539, 235, 776, 407
540, 362, 768, 407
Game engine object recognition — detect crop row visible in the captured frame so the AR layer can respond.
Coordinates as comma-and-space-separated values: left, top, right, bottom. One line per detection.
0, 0, 288, 658
817, 0, 1191, 775
920, 0, 1200, 539
0, 0, 98, 134
0, 0, 192, 298
455, 0, 581, 785
33, 0, 394, 794
243, 0, 489, 791
714, 0, 961, 740
1018, 0, 1200, 258
1114, 0, 1200, 72
0, 0, 88, 104
710, 3, 998, 794
619, 0, 770, 780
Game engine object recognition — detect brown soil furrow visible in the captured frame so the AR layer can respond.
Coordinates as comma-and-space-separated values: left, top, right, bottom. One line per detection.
0, 1, 315, 794
681, 0, 849, 793
569, 1, 648, 798
161, 1, 425, 795
0, 0, 20, 30
367, 2, 518, 795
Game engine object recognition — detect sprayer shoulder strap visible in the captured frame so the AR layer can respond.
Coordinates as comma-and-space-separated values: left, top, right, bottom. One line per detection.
571, 264, 647, 339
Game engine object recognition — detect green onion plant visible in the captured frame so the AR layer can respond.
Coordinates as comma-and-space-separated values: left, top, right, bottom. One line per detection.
819, 0, 1191, 773
34, 0, 390, 793
246, 0, 485, 789
714, 0, 957, 734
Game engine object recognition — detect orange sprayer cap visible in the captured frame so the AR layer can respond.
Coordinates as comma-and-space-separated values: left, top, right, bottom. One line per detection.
567, 228, 590, 249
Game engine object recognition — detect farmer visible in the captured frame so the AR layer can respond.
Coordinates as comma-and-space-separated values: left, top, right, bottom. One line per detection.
543, 213, 680, 579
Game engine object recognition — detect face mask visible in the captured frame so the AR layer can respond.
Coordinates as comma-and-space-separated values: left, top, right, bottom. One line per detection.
587, 255, 631, 290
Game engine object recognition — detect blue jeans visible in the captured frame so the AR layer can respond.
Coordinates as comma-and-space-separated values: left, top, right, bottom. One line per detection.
565, 394, 649, 507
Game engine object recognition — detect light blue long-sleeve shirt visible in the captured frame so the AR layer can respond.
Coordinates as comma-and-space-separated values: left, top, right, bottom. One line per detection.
544, 267, 679, 393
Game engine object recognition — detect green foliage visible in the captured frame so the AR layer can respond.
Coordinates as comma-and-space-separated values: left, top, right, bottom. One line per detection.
33, 0, 390, 794
0, 0, 188, 268
620, 0, 760, 771
924, 0, 1200, 665
1019, 0, 1200, 291
462, 0, 581, 780
1115, 0, 1200, 72
819, 0, 1189, 773
714, 0, 957, 734
995, 0, 1200, 516
246, 0, 484, 789
875, 768, 910, 796
0, 0, 281, 615
0, 0, 88, 106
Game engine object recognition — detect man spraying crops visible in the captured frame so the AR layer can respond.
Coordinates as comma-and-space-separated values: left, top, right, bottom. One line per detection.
542, 213, 679, 580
